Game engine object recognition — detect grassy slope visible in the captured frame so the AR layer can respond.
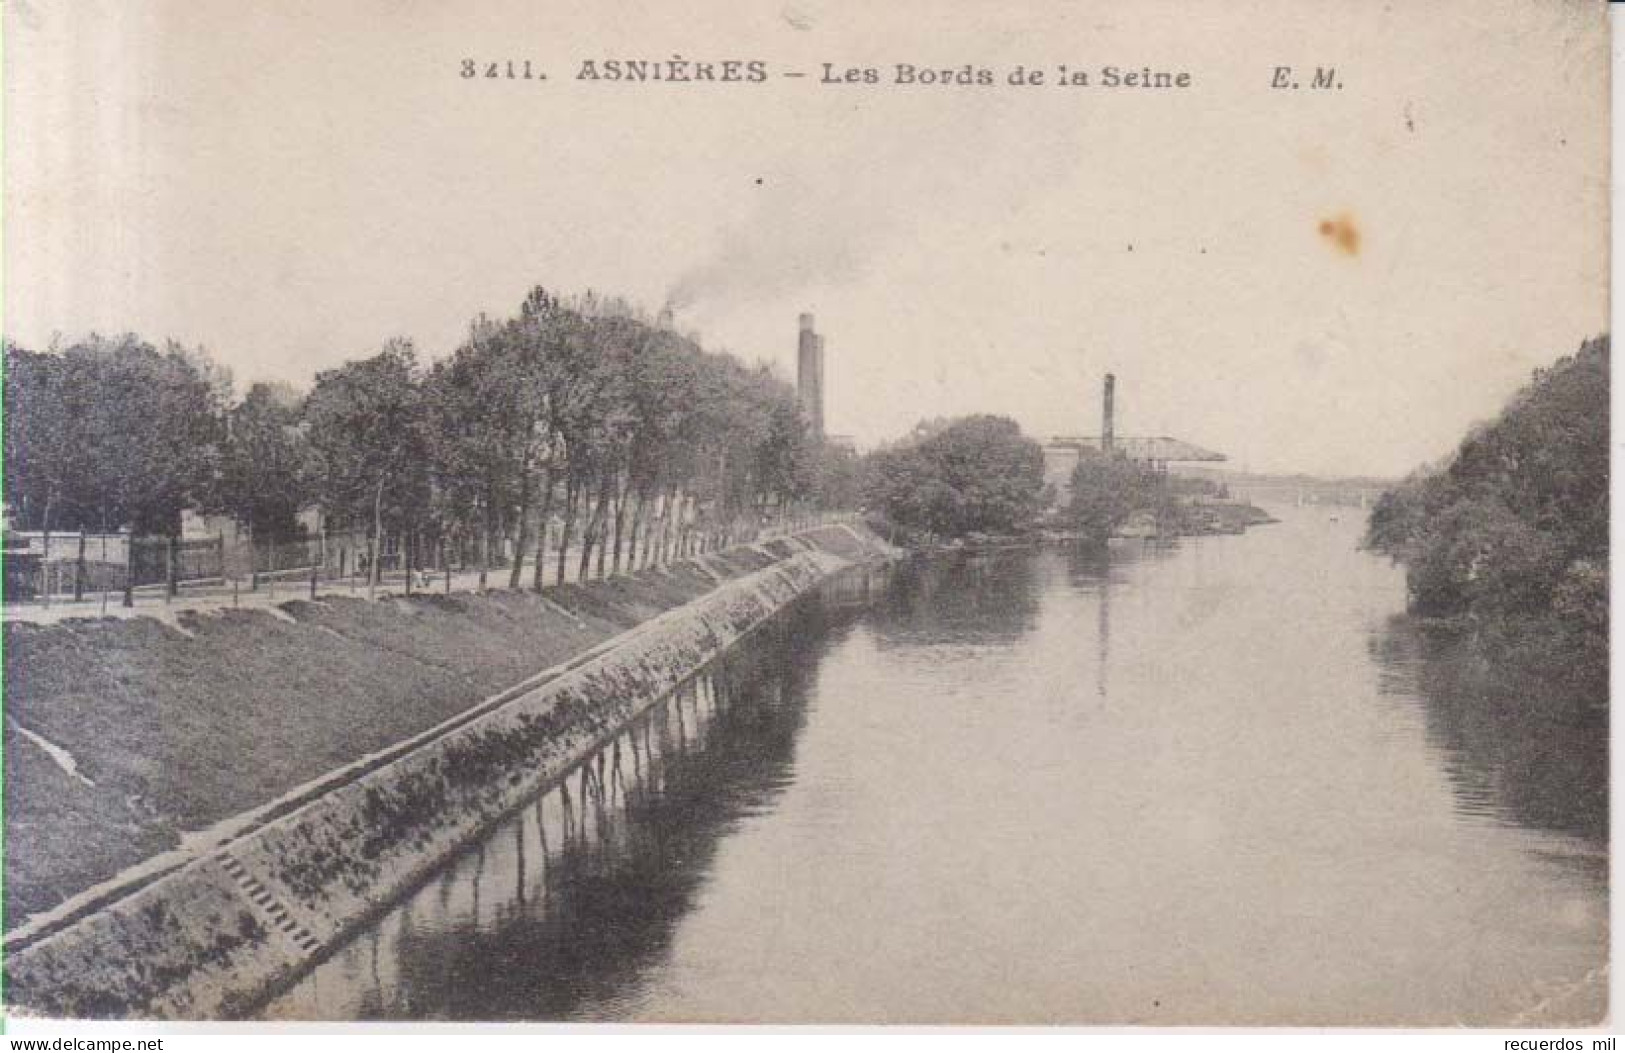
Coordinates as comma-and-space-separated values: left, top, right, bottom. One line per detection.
3, 550, 783, 923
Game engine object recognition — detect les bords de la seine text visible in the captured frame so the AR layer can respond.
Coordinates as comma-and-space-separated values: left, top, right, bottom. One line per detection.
460, 56, 1346, 91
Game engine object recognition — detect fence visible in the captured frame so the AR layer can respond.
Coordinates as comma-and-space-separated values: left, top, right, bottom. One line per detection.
130, 537, 226, 588
1, 509, 862, 609
2, 533, 227, 603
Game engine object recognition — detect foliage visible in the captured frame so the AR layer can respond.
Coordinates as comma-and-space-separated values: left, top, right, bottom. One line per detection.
863, 415, 1046, 538
414, 288, 815, 581
303, 339, 430, 552
810, 443, 865, 511
213, 382, 311, 541
422, 312, 554, 558
3, 289, 822, 578
3, 335, 227, 535
1364, 335, 1608, 689
1065, 449, 1167, 543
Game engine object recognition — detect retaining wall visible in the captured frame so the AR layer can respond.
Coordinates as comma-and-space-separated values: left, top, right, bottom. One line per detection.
6, 533, 889, 1019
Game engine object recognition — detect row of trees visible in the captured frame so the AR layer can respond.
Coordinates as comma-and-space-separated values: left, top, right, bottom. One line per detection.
3, 337, 228, 538
1364, 336, 1608, 687
5, 288, 848, 586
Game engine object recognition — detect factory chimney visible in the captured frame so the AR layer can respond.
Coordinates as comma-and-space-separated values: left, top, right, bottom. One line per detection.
798, 313, 826, 439
1102, 373, 1116, 453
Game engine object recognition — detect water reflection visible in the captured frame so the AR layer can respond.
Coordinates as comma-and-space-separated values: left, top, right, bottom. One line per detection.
262, 596, 856, 1021
1371, 621, 1608, 848
266, 513, 1607, 1025
870, 549, 1042, 646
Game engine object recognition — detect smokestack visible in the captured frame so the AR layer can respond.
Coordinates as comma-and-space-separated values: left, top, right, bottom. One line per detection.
1102, 373, 1116, 453
815, 334, 827, 438
797, 314, 825, 440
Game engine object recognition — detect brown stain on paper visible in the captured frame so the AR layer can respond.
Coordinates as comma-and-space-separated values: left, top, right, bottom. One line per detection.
1318, 214, 1361, 257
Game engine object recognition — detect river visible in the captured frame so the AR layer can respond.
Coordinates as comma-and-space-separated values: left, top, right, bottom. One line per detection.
262, 506, 1607, 1025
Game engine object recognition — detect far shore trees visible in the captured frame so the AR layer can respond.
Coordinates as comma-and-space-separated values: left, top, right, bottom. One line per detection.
1066, 450, 1166, 544
864, 414, 1046, 538
1364, 335, 1608, 692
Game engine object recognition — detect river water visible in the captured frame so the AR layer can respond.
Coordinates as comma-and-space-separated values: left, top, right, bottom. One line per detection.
263, 506, 1607, 1025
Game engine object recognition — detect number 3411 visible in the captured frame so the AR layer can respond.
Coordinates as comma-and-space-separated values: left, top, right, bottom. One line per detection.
460, 59, 544, 80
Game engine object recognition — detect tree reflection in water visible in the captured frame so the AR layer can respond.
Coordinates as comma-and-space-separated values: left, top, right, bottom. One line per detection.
1372, 620, 1607, 849
261, 592, 862, 1021
870, 548, 1042, 646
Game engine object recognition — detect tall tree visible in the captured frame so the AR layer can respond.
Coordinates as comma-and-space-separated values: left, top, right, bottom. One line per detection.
214, 381, 311, 541
304, 340, 428, 586
3, 335, 227, 536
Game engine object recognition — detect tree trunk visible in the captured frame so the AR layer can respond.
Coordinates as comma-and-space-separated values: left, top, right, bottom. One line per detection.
508, 470, 533, 590
596, 474, 614, 579
556, 476, 578, 587
478, 524, 489, 590
667, 487, 685, 563
369, 476, 386, 598
649, 493, 664, 567
611, 479, 629, 575
532, 467, 555, 592
640, 497, 655, 569
655, 491, 669, 566
123, 524, 135, 608
627, 490, 647, 570
165, 534, 179, 598
657, 488, 674, 565
578, 480, 601, 582
40, 493, 54, 601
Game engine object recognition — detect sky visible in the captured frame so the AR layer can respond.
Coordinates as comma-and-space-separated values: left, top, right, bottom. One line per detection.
4, 0, 1609, 478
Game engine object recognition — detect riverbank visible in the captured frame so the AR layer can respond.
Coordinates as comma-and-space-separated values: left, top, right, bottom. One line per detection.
5, 524, 898, 1018
3, 526, 893, 932
1172, 499, 1279, 535
887, 499, 1279, 551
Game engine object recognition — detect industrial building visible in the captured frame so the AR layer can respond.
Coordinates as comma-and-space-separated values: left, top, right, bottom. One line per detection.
1041, 374, 1226, 506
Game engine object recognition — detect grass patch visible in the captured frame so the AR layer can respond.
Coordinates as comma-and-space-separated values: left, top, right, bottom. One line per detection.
2, 541, 811, 923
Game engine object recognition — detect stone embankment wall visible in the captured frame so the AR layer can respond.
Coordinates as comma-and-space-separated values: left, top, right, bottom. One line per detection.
5, 527, 895, 1019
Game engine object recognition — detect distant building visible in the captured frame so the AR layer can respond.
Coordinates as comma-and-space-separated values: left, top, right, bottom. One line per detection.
797, 313, 826, 439
1042, 375, 1226, 507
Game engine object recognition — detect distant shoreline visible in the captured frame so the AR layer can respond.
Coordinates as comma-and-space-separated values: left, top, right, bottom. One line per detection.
887, 499, 1280, 555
